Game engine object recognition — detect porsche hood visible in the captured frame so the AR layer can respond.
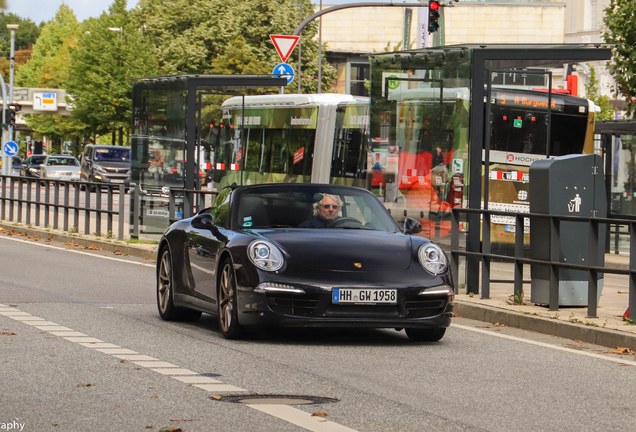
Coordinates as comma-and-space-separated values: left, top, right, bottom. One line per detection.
254, 230, 413, 272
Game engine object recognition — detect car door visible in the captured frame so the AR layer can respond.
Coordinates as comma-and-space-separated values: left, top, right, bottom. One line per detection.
81, 147, 92, 180
187, 215, 227, 303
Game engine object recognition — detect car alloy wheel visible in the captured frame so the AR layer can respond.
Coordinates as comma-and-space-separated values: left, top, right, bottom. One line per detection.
157, 248, 201, 322
218, 260, 244, 339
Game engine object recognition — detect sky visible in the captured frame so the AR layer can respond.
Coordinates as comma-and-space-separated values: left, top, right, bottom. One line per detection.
5, 0, 388, 25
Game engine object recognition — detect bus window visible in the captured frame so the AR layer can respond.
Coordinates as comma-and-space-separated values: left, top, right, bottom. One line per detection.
330, 101, 369, 187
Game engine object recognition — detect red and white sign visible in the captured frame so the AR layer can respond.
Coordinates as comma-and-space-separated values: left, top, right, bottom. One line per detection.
270, 35, 300, 63
235, 148, 243, 163
229, 164, 240, 171
293, 147, 304, 165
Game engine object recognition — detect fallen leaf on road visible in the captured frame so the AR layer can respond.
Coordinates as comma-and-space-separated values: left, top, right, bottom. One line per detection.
135, 368, 141, 370
494, 323, 506, 327
312, 412, 328, 417
120, 360, 127, 363
575, 340, 582, 343
46, 237, 52, 242
451, 312, 458, 317
146, 426, 155, 429
85, 245, 104, 251
77, 383, 93, 387
608, 347, 635, 355
0, 332, 16, 335
64, 242, 81, 248
144, 257, 149, 260
618, 291, 628, 294
150, 395, 159, 399
9, 304, 17, 307
114, 250, 122, 255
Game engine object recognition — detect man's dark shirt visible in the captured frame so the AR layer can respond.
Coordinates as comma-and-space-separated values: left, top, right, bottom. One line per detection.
298, 217, 331, 228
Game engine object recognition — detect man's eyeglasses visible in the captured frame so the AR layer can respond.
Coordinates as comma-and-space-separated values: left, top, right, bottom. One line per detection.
321, 204, 340, 210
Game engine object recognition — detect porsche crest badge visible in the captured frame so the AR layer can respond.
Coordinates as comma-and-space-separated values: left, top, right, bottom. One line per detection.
354, 263, 362, 268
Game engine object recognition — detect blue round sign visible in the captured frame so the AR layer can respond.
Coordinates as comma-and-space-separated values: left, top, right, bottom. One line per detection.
273, 63, 295, 85
3, 141, 17, 156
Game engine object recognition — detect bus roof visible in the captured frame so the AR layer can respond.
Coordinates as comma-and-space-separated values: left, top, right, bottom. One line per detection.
221, 93, 368, 109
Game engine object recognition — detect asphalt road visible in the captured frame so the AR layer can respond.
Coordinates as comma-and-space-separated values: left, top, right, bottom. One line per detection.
1, 233, 635, 432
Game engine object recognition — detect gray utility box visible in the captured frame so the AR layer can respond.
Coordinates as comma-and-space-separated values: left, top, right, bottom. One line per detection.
529, 154, 606, 307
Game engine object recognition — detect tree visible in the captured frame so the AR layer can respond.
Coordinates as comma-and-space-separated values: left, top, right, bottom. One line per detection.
66, 0, 158, 143
603, 0, 636, 116
0, 12, 41, 59
131, 0, 336, 93
14, 5, 86, 150
584, 64, 616, 121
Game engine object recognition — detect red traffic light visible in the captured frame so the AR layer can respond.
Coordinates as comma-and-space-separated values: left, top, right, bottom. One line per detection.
429, 1, 440, 10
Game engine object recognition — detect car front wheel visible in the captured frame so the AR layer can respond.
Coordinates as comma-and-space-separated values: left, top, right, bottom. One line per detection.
157, 248, 201, 322
217, 259, 244, 339
405, 327, 446, 342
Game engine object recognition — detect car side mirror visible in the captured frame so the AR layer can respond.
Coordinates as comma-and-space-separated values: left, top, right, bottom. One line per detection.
192, 213, 215, 230
403, 217, 422, 235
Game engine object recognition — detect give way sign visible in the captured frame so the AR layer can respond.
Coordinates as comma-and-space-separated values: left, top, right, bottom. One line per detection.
269, 34, 300, 63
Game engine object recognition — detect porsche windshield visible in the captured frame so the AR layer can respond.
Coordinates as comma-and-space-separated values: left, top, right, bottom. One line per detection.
235, 186, 400, 232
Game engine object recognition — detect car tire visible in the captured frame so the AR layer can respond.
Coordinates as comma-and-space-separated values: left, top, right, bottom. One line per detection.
217, 259, 245, 339
157, 248, 202, 322
405, 327, 446, 342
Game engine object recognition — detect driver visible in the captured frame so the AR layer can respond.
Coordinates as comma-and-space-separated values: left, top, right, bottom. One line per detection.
298, 194, 342, 228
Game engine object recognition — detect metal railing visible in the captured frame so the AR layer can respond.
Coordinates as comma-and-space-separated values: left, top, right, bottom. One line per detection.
0, 175, 127, 240
450, 207, 636, 318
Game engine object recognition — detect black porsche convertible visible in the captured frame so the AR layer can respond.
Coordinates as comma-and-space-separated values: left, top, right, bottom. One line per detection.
156, 183, 454, 341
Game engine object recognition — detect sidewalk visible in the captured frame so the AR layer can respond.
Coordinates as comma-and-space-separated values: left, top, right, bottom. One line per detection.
455, 255, 636, 350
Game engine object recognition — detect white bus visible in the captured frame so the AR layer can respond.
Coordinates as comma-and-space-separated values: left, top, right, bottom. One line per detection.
206, 94, 369, 190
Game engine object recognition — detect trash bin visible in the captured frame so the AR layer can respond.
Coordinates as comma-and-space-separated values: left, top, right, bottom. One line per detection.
529, 154, 606, 306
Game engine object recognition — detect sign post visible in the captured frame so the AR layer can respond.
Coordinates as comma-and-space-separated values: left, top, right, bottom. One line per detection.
270, 35, 300, 93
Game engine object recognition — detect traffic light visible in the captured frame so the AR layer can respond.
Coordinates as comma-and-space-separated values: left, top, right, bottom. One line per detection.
428, 0, 441, 33
5, 108, 16, 126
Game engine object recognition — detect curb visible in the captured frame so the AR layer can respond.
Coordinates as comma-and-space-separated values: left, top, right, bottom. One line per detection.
0, 222, 158, 261
455, 301, 636, 350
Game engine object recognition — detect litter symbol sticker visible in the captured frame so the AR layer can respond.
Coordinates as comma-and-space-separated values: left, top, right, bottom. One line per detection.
568, 194, 581, 213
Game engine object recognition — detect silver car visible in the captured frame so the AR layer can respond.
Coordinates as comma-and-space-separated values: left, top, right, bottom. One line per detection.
40, 155, 81, 181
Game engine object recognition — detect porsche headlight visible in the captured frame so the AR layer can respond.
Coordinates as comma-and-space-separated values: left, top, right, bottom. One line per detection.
248, 240, 284, 272
418, 243, 448, 275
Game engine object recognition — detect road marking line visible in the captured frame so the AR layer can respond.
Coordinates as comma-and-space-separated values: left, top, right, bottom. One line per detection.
79, 342, 120, 348
64, 337, 104, 343
172, 376, 223, 384
96, 348, 138, 354
452, 323, 636, 366
132, 361, 178, 368
0, 235, 155, 268
113, 355, 158, 361
248, 405, 358, 432
193, 384, 246, 392
50, 331, 87, 336
0, 308, 17, 311
9, 316, 45, 321
34, 326, 73, 331
21, 320, 59, 326
151, 368, 198, 375
0, 311, 32, 316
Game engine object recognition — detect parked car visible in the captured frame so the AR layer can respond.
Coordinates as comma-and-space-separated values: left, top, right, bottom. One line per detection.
156, 183, 454, 341
40, 155, 81, 181
21, 154, 47, 178
80, 144, 131, 189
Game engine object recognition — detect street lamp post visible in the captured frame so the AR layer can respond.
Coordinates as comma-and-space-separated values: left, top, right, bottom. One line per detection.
293, 4, 303, 94
108, 27, 123, 145
108, 27, 123, 41
7, 24, 18, 143
318, 0, 322, 93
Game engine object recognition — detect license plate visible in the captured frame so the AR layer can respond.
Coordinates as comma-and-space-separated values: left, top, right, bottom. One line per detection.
332, 288, 397, 304
110, 179, 125, 184
58, 176, 71, 181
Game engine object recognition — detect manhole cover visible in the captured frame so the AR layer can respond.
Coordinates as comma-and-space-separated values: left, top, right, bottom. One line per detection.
213, 394, 339, 405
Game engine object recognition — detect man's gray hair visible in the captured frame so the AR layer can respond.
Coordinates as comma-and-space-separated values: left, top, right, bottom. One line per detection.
312, 194, 342, 216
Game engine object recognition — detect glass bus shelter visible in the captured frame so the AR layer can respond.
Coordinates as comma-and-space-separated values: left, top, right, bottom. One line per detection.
367, 44, 612, 292
130, 74, 286, 240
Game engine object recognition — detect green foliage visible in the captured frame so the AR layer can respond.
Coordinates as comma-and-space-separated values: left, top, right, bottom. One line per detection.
66, 0, 158, 140
585, 65, 616, 121
603, 0, 636, 116
131, 0, 336, 93
0, 12, 41, 58
14, 5, 86, 144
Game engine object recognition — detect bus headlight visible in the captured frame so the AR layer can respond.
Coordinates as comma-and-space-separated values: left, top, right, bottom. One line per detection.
248, 240, 284, 272
418, 243, 448, 275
